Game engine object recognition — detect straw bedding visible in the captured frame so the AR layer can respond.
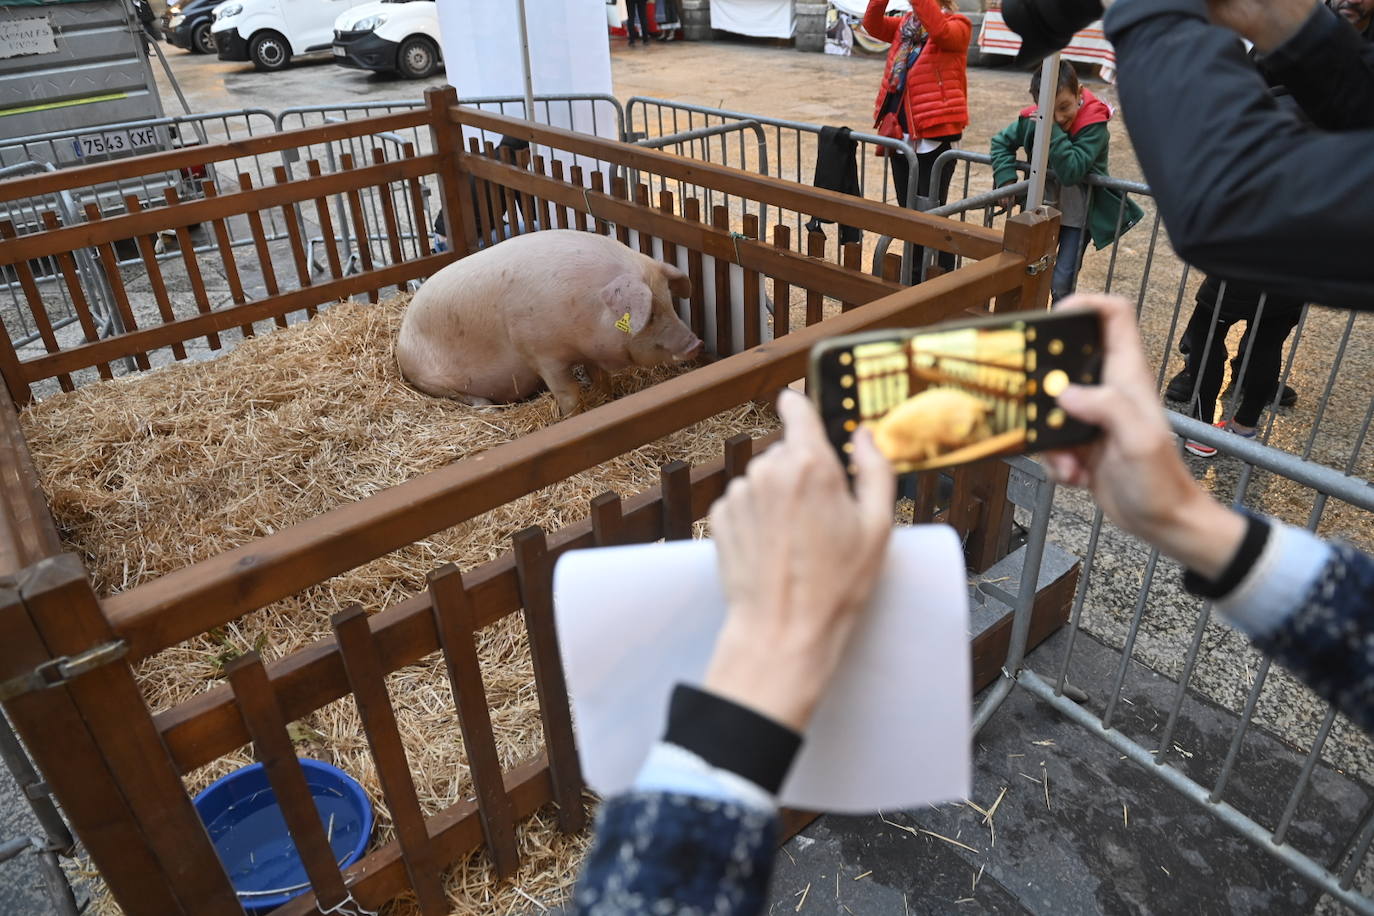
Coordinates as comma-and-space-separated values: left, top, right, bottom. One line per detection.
20, 295, 780, 915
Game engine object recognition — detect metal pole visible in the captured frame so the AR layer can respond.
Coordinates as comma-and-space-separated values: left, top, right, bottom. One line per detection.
1026, 52, 1060, 210
515, 0, 537, 124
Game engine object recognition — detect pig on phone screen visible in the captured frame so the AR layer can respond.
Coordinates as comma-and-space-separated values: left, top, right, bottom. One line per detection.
870, 388, 993, 463
397, 230, 703, 416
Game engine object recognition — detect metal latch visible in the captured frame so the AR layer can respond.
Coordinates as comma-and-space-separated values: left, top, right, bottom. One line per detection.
1025, 254, 1057, 276
0, 641, 128, 704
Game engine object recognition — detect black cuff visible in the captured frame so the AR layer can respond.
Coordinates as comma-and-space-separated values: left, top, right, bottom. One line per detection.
1182, 513, 1271, 599
664, 685, 802, 795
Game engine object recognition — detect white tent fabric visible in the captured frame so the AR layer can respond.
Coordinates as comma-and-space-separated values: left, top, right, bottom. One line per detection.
710, 0, 795, 38
437, 0, 613, 132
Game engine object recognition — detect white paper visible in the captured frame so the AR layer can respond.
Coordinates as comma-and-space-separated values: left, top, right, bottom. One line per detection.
710, 0, 796, 39
553, 526, 970, 813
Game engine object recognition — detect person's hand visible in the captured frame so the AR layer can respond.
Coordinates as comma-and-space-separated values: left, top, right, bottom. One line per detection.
1206, 0, 1321, 52
1044, 294, 1247, 579
996, 181, 1019, 213
704, 389, 895, 731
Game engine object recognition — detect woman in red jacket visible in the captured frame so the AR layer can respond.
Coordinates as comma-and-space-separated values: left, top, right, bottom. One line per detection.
864, 0, 971, 280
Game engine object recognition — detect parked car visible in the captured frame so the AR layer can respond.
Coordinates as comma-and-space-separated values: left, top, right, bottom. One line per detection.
162, 0, 220, 54
213, 0, 373, 71
333, 0, 441, 80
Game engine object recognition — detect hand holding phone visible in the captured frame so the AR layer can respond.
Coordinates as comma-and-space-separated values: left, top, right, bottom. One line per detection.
810, 308, 1104, 474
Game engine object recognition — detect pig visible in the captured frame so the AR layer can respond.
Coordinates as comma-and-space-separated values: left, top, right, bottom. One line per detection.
869, 388, 993, 464
396, 229, 703, 416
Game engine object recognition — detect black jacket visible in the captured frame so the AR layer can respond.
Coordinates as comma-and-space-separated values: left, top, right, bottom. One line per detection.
1103, 0, 1374, 309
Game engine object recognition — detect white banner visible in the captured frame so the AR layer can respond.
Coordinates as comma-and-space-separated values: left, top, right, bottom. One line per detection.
710, 0, 795, 38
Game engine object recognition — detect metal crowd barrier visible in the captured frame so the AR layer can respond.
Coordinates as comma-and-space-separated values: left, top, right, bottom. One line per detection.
0, 710, 81, 915
625, 96, 921, 276
985, 422, 1374, 912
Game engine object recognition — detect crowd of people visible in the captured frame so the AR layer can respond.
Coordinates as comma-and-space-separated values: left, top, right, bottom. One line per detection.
563, 1, 1374, 913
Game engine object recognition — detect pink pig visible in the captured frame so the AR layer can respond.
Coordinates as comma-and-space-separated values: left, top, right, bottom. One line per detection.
397, 229, 703, 416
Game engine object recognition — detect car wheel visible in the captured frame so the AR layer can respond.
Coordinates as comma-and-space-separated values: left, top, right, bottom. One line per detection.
397, 35, 439, 80
249, 30, 291, 71
191, 20, 215, 54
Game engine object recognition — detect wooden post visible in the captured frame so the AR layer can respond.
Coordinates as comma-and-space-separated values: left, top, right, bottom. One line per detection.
428, 565, 521, 879
15, 555, 242, 916
0, 578, 186, 915
425, 86, 476, 258
512, 528, 586, 833
997, 207, 1059, 314
660, 461, 693, 540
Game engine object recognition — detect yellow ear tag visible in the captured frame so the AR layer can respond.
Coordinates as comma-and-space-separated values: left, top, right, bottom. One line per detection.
616, 312, 633, 335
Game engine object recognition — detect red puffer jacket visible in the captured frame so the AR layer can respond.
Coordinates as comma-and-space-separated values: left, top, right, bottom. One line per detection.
865, 0, 971, 140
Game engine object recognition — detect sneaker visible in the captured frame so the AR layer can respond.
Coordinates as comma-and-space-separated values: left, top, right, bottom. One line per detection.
1165, 368, 1194, 402
1184, 420, 1257, 458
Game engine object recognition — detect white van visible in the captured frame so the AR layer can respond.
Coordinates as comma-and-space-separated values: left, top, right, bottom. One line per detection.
332, 0, 441, 80
212, 0, 373, 71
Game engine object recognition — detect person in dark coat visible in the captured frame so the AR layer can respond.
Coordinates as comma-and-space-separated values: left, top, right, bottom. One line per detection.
1102, 0, 1374, 309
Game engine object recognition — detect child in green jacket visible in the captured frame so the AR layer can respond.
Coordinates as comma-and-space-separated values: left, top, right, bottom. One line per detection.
990, 61, 1144, 301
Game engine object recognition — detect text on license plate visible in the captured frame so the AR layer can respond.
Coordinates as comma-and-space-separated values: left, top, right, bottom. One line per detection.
72, 126, 161, 158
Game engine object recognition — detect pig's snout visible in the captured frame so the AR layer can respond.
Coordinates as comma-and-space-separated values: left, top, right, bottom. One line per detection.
675, 338, 704, 362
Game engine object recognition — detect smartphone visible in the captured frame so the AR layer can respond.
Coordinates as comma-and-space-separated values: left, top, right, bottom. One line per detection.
809, 308, 1103, 474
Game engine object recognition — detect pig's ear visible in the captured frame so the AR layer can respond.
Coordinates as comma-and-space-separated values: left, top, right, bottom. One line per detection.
600, 274, 654, 335
660, 262, 692, 299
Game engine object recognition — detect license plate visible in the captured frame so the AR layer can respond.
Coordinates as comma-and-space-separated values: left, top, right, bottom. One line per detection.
72, 126, 160, 158
333, 45, 345, 56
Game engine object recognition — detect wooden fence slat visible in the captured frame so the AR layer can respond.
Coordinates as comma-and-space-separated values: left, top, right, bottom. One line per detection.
38, 212, 113, 379
723, 433, 754, 481
340, 153, 379, 304
493, 144, 522, 239
306, 160, 345, 282
0, 221, 74, 391
913, 472, 940, 525
512, 149, 538, 232
512, 527, 586, 833
635, 184, 655, 257
660, 460, 693, 540
610, 175, 632, 247
589, 170, 610, 236
127, 194, 193, 347
532, 154, 554, 232
238, 172, 288, 329
82, 203, 153, 366
273, 165, 317, 318
0, 580, 186, 914
225, 652, 355, 908
590, 491, 624, 547
772, 224, 791, 339
0, 312, 28, 406
19, 556, 242, 915
742, 213, 761, 349
711, 205, 731, 357
331, 606, 449, 915
882, 251, 903, 284
162, 189, 223, 350
428, 565, 521, 879
466, 138, 496, 249
683, 198, 706, 339
656, 190, 685, 322
806, 230, 826, 327
197, 184, 255, 341
402, 143, 434, 260
370, 149, 408, 294
551, 159, 572, 230
841, 242, 862, 312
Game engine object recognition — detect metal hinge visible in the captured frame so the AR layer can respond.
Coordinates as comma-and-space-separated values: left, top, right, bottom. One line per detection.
1025, 254, 1057, 276
0, 641, 128, 704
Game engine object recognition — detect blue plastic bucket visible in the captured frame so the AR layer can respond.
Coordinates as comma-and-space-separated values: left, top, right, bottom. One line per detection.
193, 759, 373, 914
